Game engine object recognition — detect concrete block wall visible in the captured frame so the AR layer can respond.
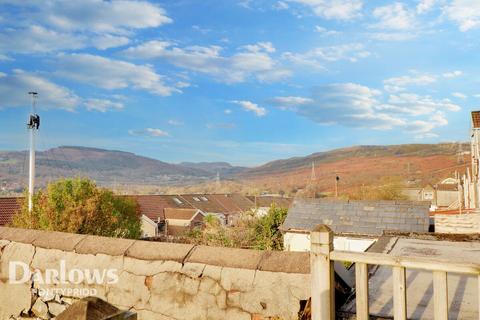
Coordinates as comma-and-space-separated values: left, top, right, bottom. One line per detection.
0, 227, 310, 320
435, 213, 480, 233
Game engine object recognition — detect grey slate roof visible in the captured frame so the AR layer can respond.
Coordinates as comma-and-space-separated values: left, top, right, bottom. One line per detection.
281, 198, 430, 235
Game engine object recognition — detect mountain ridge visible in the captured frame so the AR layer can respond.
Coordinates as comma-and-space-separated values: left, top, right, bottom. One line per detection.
0, 143, 470, 194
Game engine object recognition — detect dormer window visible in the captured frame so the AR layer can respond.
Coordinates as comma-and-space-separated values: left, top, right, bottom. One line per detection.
173, 197, 182, 204
193, 197, 200, 202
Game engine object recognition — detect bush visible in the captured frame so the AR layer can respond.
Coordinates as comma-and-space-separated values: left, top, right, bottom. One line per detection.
184, 205, 288, 250
12, 178, 141, 239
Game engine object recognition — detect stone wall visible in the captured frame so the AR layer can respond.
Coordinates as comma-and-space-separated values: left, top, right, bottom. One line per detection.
0, 227, 310, 320
435, 213, 480, 233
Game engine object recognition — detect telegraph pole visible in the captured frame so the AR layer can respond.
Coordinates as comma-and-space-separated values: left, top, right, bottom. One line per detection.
335, 175, 340, 198
27, 92, 40, 212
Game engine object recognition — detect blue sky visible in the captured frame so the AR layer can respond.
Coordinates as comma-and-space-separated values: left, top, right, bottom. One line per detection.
0, 0, 479, 166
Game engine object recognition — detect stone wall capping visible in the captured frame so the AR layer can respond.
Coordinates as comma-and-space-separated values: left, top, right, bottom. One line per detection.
0, 227, 45, 244
74, 235, 137, 256
258, 250, 310, 274
33, 231, 87, 252
125, 240, 194, 262
186, 245, 264, 270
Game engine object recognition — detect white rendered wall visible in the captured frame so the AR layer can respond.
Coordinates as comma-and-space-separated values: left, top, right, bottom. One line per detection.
283, 232, 375, 252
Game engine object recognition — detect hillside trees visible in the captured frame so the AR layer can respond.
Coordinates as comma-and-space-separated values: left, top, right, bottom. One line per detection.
12, 178, 141, 239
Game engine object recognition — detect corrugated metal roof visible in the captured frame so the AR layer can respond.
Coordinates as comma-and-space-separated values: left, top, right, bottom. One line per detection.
281, 198, 430, 235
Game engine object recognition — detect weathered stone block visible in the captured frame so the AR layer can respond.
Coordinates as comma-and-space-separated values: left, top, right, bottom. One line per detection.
202, 264, 222, 281
0, 282, 32, 319
31, 298, 49, 319
0, 242, 35, 281
47, 301, 66, 316
220, 267, 255, 291
181, 262, 205, 278
107, 271, 150, 310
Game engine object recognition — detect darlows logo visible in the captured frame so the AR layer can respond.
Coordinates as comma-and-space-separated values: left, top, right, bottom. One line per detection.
9, 260, 119, 285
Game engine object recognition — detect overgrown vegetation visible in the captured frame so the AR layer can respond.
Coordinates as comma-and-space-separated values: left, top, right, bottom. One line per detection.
12, 178, 141, 239
185, 205, 288, 250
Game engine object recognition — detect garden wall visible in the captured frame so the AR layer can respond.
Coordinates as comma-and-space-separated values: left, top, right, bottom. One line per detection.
0, 227, 310, 319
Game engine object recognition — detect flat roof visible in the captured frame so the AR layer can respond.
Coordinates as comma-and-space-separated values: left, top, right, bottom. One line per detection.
341, 238, 480, 319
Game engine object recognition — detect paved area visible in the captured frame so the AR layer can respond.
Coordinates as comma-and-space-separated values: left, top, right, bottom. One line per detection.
342, 238, 480, 319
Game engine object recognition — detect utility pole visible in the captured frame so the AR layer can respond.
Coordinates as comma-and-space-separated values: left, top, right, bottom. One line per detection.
335, 175, 340, 198
215, 171, 221, 192
457, 142, 464, 164
311, 161, 316, 181
27, 92, 40, 212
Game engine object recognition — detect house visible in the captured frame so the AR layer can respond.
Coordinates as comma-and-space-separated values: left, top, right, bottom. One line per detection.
176, 194, 229, 224
0, 197, 22, 226
434, 183, 459, 208
164, 208, 205, 236
131, 195, 195, 237
246, 195, 293, 216
421, 184, 435, 201
132, 193, 258, 237
280, 198, 430, 253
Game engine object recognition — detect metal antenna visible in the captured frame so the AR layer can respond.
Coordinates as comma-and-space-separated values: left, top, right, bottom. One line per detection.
27, 91, 39, 213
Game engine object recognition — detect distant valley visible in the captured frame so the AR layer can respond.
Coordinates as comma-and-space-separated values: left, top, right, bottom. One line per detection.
0, 143, 469, 195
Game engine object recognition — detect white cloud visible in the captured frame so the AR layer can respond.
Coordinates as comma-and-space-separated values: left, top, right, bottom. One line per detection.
0, 1, 171, 54
278, 83, 404, 130
452, 92, 467, 99
444, 0, 480, 31
168, 119, 184, 126
368, 32, 417, 41
270, 82, 460, 136
224, 109, 232, 114
0, 26, 131, 54
206, 122, 237, 129
290, 0, 363, 20
417, 0, 436, 14
283, 43, 370, 69
28, 0, 172, 33
231, 100, 267, 117
274, 1, 289, 10
0, 69, 80, 111
0, 54, 12, 61
383, 72, 437, 92
315, 26, 341, 36
372, 3, 416, 30
443, 70, 463, 78
0, 25, 86, 54
54, 53, 178, 96
84, 98, 124, 112
128, 128, 169, 137
269, 96, 314, 109
383, 93, 461, 115
90, 34, 130, 50
241, 42, 276, 53
123, 41, 290, 83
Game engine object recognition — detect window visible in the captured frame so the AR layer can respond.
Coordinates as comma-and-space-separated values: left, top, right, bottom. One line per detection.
173, 197, 182, 204
193, 197, 200, 202
200, 196, 208, 202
